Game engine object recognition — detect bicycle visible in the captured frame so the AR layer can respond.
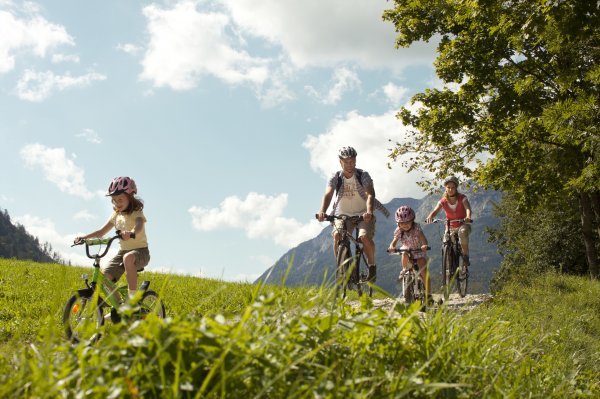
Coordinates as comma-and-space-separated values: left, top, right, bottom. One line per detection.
63, 231, 165, 343
388, 247, 431, 306
316, 214, 373, 298
431, 219, 472, 298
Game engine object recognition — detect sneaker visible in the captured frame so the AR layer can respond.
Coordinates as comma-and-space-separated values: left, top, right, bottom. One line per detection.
367, 265, 376, 282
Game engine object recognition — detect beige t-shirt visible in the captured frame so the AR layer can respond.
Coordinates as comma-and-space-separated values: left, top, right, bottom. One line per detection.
335, 174, 367, 216
109, 210, 148, 251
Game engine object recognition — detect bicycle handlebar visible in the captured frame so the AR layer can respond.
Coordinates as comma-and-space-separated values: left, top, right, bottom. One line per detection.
388, 246, 431, 255
72, 230, 136, 259
315, 213, 364, 223
430, 218, 474, 224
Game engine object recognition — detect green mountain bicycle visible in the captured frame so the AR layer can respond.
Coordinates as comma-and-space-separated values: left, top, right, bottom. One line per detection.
63, 231, 165, 343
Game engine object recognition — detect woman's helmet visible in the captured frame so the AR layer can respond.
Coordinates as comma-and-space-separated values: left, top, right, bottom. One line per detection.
338, 146, 357, 159
443, 176, 459, 187
395, 206, 415, 223
106, 176, 137, 196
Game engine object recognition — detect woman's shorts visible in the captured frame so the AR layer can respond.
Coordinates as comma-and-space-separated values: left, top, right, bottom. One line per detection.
102, 247, 150, 281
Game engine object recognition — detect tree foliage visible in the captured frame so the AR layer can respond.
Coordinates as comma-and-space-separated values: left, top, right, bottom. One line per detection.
0, 208, 62, 263
383, 0, 600, 277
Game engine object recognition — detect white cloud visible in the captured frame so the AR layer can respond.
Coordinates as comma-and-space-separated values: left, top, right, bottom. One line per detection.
76, 128, 101, 144
189, 192, 323, 248
0, 5, 74, 73
20, 143, 94, 199
15, 69, 107, 102
303, 108, 428, 203
51, 53, 80, 63
116, 42, 142, 55
73, 210, 97, 221
140, 1, 269, 90
305, 67, 361, 105
381, 82, 409, 107
220, 0, 436, 70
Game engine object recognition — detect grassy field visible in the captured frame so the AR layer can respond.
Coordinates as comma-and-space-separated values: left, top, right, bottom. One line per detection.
0, 258, 598, 398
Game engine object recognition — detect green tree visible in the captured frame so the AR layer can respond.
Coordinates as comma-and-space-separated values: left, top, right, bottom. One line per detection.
383, 0, 600, 277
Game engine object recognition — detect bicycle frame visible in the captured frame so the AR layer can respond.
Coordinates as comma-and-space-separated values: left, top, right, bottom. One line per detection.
317, 214, 372, 297
389, 248, 430, 306
432, 219, 470, 297
77, 235, 143, 308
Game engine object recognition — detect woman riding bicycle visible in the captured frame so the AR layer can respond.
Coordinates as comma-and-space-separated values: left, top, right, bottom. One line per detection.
426, 176, 472, 266
388, 206, 431, 299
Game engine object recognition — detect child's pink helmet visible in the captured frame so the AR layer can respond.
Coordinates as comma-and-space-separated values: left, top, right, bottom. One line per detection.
106, 176, 137, 196
395, 206, 415, 223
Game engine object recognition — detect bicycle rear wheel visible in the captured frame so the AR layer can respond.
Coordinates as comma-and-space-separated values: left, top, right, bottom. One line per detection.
138, 290, 165, 319
63, 294, 105, 343
336, 245, 351, 298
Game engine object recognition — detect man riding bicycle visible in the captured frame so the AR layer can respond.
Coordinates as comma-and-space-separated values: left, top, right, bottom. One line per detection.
317, 146, 389, 282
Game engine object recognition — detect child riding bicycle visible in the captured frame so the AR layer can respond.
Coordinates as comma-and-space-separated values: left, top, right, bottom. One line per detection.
426, 176, 472, 266
388, 206, 431, 298
74, 176, 150, 301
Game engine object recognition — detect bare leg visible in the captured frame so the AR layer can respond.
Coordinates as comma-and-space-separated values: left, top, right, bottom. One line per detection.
123, 252, 138, 291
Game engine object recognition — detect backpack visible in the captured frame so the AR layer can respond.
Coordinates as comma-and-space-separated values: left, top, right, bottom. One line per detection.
335, 169, 364, 196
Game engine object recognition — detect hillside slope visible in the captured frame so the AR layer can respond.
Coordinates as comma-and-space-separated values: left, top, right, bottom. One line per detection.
0, 208, 56, 263
256, 189, 503, 294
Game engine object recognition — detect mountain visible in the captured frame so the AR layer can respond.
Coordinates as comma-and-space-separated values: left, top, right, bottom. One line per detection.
0, 208, 60, 263
256, 189, 503, 294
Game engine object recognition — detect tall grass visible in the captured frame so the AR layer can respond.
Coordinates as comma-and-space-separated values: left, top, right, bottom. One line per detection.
0, 260, 598, 398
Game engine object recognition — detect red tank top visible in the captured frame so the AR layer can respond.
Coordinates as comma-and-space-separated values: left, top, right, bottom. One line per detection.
440, 194, 467, 229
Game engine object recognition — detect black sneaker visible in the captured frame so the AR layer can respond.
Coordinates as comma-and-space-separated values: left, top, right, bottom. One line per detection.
367, 265, 376, 282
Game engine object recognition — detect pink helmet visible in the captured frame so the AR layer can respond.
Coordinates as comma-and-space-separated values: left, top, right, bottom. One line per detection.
106, 176, 137, 196
395, 206, 415, 223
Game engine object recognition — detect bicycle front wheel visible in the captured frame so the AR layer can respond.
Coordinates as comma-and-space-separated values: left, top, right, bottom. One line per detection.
138, 290, 166, 319
403, 273, 415, 304
336, 245, 351, 298
442, 245, 453, 296
62, 294, 105, 343
457, 258, 469, 297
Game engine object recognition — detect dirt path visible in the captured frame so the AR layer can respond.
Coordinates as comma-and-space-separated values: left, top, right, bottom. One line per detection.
347, 293, 492, 313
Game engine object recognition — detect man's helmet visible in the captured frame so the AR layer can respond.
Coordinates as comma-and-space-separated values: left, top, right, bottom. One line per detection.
443, 176, 459, 187
395, 206, 415, 223
338, 146, 357, 159
106, 176, 137, 196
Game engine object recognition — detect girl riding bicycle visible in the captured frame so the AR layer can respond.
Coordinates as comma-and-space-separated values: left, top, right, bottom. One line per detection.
426, 176, 472, 266
388, 206, 430, 296
74, 176, 150, 301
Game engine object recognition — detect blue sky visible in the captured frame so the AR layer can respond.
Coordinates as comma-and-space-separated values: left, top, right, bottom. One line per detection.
1, 0, 438, 281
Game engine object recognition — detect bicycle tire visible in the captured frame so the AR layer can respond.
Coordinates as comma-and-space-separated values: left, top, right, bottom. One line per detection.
63, 294, 105, 343
403, 272, 415, 304
336, 245, 351, 298
457, 258, 469, 298
138, 290, 166, 319
442, 244, 453, 296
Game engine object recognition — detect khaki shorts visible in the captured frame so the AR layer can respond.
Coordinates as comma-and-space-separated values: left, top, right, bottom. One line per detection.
332, 216, 376, 240
103, 247, 150, 281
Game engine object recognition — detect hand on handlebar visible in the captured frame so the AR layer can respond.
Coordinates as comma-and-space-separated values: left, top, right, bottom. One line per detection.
118, 230, 135, 241
73, 236, 84, 246
362, 212, 373, 222
316, 212, 327, 222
